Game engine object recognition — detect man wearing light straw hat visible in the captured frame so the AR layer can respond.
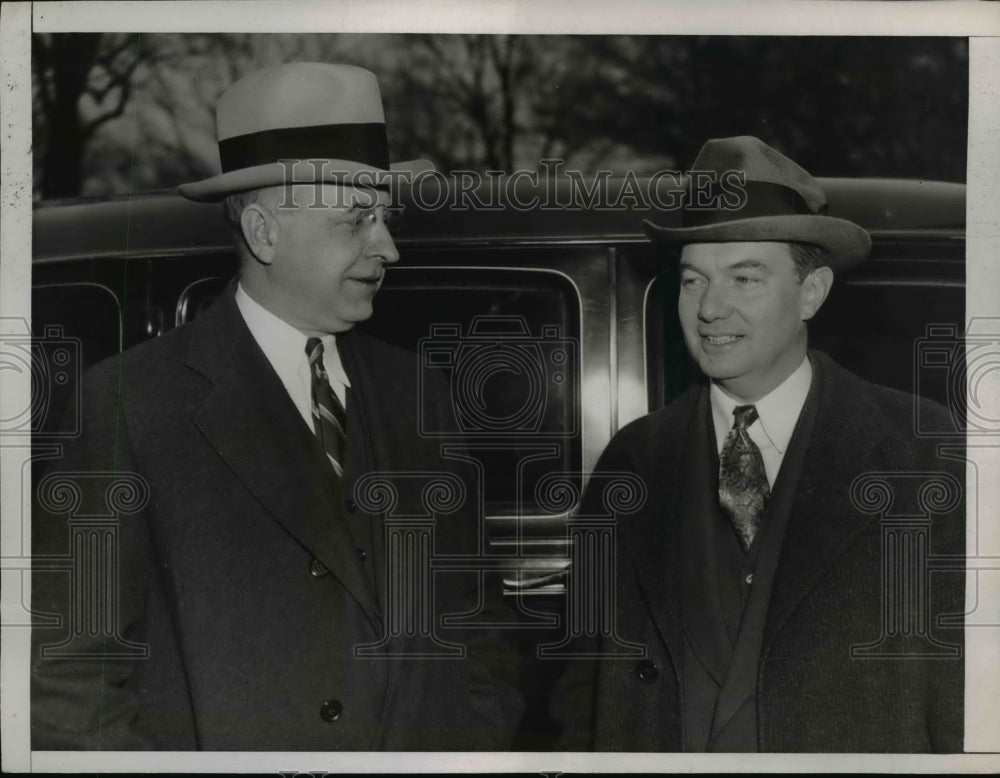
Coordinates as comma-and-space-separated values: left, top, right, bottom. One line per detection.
32, 63, 521, 751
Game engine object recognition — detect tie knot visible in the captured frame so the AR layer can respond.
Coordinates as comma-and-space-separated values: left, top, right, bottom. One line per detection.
732, 404, 759, 430
306, 337, 324, 365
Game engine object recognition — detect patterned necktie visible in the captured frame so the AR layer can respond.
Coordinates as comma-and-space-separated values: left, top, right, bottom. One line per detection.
718, 404, 770, 552
306, 337, 347, 477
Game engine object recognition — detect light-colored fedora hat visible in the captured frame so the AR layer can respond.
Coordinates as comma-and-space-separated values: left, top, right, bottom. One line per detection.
178, 62, 433, 202
644, 135, 870, 270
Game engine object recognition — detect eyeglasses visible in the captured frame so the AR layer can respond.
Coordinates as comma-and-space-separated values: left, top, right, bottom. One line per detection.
338, 205, 401, 239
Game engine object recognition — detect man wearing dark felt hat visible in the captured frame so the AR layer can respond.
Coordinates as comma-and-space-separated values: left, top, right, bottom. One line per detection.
553, 136, 964, 752
31, 63, 522, 751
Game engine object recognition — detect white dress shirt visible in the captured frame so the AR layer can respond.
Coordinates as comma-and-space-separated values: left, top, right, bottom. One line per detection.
710, 356, 813, 488
235, 283, 351, 435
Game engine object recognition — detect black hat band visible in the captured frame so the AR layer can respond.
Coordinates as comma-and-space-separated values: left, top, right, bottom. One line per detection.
218, 122, 390, 173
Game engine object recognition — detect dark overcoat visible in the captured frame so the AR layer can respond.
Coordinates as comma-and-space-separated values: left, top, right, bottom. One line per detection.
553, 351, 965, 752
31, 287, 522, 751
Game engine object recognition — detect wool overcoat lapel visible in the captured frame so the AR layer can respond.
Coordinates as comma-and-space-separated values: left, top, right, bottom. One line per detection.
335, 329, 396, 607
186, 290, 383, 631
617, 354, 897, 732
761, 351, 892, 652
614, 385, 705, 673
679, 388, 733, 686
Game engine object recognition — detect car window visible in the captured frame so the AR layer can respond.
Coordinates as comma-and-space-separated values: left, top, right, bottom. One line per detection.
809, 280, 964, 406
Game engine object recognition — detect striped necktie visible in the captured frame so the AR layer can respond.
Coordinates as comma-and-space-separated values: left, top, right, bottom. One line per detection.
718, 404, 770, 552
306, 337, 347, 477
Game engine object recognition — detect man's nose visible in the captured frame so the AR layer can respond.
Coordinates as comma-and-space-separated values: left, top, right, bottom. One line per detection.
697, 280, 731, 321
368, 218, 400, 264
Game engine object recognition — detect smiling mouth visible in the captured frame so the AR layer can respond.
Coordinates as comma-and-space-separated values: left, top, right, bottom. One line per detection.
702, 334, 743, 346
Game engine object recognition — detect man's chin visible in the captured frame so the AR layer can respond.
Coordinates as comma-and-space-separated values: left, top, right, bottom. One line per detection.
336, 306, 375, 331
695, 353, 743, 381
311, 311, 369, 335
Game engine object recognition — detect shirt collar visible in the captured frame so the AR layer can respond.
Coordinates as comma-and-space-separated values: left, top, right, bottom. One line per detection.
710, 355, 812, 455
234, 283, 350, 388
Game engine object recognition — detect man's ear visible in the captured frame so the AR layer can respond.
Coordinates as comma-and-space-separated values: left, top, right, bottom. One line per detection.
239, 203, 280, 265
800, 266, 834, 321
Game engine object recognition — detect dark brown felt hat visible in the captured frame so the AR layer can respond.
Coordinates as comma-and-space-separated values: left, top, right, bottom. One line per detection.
643, 135, 871, 270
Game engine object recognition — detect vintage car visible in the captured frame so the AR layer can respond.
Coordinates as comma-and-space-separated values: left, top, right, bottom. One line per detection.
31, 175, 966, 744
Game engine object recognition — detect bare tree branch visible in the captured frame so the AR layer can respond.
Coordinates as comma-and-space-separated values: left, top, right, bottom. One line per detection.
81, 78, 132, 141
85, 34, 143, 104
94, 33, 140, 71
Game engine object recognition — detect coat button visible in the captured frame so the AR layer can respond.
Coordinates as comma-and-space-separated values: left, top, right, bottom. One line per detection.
358, 547, 368, 561
319, 699, 342, 722
636, 660, 659, 683
346, 500, 358, 513
309, 558, 329, 578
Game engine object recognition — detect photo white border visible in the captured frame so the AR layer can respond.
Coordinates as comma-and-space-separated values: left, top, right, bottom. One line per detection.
965, 32, 1000, 759
27, 0, 1000, 36
1, 2, 36, 774
3, 0, 1000, 773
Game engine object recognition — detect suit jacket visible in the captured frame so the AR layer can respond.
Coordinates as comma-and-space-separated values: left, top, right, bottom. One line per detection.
553, 351, 965, 752
31, 287, 523, 751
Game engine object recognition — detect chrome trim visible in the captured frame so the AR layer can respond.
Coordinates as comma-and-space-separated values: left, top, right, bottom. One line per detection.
640, 271, 660, 420
503, 588, 567, 597
30, 229, 964, 266
841, 278, 965, 288
31, 246, 234, 265
608, 246, 619, 436
175, 276, 227, 327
